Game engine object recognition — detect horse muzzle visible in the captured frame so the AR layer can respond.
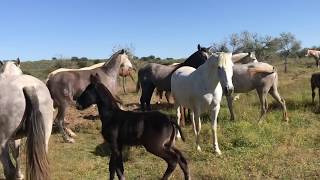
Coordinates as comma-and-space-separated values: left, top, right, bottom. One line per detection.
223, 86, 234, 96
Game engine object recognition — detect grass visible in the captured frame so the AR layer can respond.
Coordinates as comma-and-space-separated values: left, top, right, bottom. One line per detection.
1, 58, 320, 179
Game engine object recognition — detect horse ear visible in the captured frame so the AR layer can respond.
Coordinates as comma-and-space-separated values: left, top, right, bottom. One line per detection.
94, 73, 102, 82
0, 61, 3, 66
120, 49, 125, 54
197, 44, 201, 51
15, 57, 20, 66
90, 74, 99, 84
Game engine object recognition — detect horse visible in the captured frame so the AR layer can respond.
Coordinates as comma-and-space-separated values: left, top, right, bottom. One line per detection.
226, 62, 289, 122
0, 60, 53, 180
305, 49, 320, 68
76, 74, 190, 180
46, 49, 132, 143
171, 52, 234, 154
311, 72, 320, 105
47, 61, 135, 94
136, 44, 213, 111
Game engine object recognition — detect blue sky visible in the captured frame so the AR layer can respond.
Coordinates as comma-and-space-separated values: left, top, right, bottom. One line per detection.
0, 0, 319, 60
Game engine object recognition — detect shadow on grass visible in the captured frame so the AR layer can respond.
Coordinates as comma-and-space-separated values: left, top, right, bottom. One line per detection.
269, 99, 320, 114
92, 142, 131, 161
83, 114, 99, 121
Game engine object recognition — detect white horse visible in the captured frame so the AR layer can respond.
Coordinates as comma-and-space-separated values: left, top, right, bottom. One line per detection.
0, 59, 53, 180
171, 52, 234, 154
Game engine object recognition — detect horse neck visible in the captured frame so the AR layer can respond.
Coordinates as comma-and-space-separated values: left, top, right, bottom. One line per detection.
102, 55, 122, 77
195, 60, 220, 88
232, 53, 248, 63
181, 51, 205, 68
95, 87, 119, 123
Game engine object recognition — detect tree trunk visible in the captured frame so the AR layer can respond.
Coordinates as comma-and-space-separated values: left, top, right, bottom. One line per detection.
284, 57, 288, 73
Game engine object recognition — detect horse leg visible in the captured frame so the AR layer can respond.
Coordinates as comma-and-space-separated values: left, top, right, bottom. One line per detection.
165, 91, 171, 104
269, 87, 289, 122
226, 95, 235, 121
109, 142, 125, 180
109, 153, 117, 180
257, 89, 268, 123
194, 111, 202, 151
122, 76, 126, 94
180, 106, 186, 127
312, 85, 316, 104
0, 143, 15, 179
176, 106, 182, 139
145, 84, 155, 111
9, 140, 23, 180
172, 147, 190, 180
211, 105, 222, 155
56, 104, 75, 143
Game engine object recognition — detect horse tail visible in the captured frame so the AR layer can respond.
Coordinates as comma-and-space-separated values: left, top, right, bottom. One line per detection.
171, 119, 185, 142
23, 86, 50, 180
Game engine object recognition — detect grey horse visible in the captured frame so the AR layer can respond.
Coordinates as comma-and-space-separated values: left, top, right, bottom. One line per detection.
46, 49, 132, 143
136, 44, 213, 111
227, 62, 289, 122
0, 60, 53, 180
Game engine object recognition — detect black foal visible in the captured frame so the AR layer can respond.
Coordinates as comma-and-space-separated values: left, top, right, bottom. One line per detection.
76, 74, 190, 180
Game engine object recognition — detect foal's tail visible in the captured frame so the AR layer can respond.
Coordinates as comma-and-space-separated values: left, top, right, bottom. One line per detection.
23, 86, 50, 180
171, 120, 185, 142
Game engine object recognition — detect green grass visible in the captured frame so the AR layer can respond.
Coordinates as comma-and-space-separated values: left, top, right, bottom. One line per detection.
1, 58, 320, 179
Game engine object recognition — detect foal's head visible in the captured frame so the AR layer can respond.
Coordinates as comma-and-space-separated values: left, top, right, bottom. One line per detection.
0, 58, 22, 77
76, 74, 122, 110
209, 52, 234, 96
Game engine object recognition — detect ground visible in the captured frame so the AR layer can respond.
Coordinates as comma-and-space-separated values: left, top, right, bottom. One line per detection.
1, 59, 320, 179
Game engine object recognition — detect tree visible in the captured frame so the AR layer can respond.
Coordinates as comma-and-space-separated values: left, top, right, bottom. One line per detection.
277, 32, 301, 72
229, 33, 240, 52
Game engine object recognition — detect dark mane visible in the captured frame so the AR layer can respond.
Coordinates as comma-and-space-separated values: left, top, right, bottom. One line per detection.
96, 83, 123, 110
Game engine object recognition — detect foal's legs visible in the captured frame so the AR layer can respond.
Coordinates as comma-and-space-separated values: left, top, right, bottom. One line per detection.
165, 91, 171, 104
0, 143, 15, 179
172, 147, 190, 180
226, 95, 235, 121
211, 105, 222, 155
109, 142, 125, 180
269, 87, 289, 122
145, 145, 179, 180
140, 82, 155, 111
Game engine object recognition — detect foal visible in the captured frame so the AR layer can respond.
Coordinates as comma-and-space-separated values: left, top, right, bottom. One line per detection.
76, 74, 190, 180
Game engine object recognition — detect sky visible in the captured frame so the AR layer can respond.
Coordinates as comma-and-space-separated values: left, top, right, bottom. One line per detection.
0, 0, 319, 60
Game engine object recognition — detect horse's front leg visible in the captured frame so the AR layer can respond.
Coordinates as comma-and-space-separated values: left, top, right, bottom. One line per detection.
193, 111, 202, 152
211, 104, 222, 155
176, 106, 182, 139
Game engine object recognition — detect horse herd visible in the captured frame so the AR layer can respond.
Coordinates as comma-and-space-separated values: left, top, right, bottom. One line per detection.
0, 46, 319, 179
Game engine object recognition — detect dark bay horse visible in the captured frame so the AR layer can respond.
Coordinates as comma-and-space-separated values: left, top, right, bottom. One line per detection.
136, 44, 212, 111
311, 72, 320, 105
46, 49, 132, 143
76, 74, 189, 180
0, 60, 53, 180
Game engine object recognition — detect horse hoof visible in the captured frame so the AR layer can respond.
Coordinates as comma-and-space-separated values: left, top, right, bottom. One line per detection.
196, 146, 202, 152
65, 128, 77, 137
176, 133, 181, 139
63, 136, 75, 143
215, 149, 222, 155
16, 173, 24, 180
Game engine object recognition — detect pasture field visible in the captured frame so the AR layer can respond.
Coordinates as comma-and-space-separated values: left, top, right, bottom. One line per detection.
1, 58, 320, 179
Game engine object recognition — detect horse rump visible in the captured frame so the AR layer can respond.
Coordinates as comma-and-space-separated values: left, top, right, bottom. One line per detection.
23, 86, 50, 180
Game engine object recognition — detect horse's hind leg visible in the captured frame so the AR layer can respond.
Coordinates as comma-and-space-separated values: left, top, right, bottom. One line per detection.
269, 87, 289, 122
193, 111, 202, 152
140, 82, 154, 111
56, 104, 75, 143
172, 147, 190, 180
0, 143, 15, 179
311, 84, 316, 104
257, 89, 268, 123
9, 140, 23, 179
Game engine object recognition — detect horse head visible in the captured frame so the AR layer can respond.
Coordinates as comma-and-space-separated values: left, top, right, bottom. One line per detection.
211, 52, 234, 96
